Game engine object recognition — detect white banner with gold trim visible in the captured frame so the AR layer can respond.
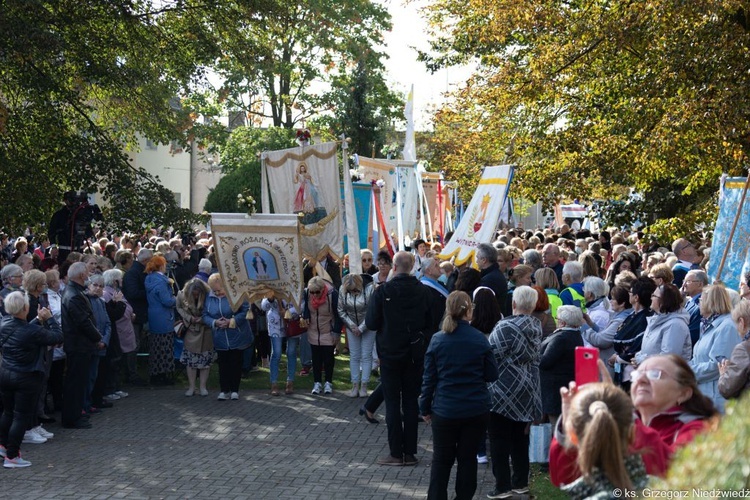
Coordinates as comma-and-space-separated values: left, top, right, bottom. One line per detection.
439, 165, 514, 266
211, 213, 304, 310
261, 142, 343, 261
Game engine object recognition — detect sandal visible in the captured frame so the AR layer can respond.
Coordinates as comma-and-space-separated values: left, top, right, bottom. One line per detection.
270, 384, 280, 396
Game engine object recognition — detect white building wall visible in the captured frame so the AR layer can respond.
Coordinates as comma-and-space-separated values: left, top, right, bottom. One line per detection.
127, 138, 192, 209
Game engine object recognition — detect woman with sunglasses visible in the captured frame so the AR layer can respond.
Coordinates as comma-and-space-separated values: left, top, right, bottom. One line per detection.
302, 276, 343, 395
634, 283, 692, 366
550, 354, 718, 487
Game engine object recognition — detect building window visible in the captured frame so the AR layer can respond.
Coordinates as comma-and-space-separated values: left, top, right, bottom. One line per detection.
145, 139, 158, 150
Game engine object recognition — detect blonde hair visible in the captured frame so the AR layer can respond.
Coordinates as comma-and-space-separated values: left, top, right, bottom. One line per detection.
22, 269, 47, 293
441, 291, 472, 333
307, 276, 326, 293
700, 284, 732, 317
342, 273, 363, 294
534, 267, 560, 291
565, 383, 635, 491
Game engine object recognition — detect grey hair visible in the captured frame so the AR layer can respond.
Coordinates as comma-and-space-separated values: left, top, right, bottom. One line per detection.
103, 269, 123, 287
198, 258, 212, 273
557, 305, 584, 327
583, 276, 610, 300
522, 249, 542, 269
686, 269, 709, 287
86, 273, 104, 286
137, 248, 153, 263
68, 262, 88, 281
476, 243, 498, 263
1, 263, 22, 284
3, 290, 29, 316
512, 285, 538, 314
421, 257, 437, 273
563, 261, 584, 283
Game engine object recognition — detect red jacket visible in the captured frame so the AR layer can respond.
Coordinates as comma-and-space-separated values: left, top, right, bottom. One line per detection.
549, 406, 710, 487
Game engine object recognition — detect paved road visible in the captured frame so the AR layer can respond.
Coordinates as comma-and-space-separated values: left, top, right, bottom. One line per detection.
3, 386, 502, 499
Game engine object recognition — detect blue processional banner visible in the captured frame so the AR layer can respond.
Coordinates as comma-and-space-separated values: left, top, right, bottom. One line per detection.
707, 177, 750, 289
340, 181, 372, 254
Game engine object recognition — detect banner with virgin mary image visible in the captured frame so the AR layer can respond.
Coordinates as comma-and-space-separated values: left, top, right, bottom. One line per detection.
439, 165, 514, 266
261, 142, 344, 261
210, 213, 304, 310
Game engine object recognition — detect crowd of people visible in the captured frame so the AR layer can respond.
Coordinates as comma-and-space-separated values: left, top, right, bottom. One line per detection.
0, 222, 749, 500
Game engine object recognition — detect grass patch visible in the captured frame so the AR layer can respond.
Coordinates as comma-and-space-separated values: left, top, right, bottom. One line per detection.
530, 463, 567, 499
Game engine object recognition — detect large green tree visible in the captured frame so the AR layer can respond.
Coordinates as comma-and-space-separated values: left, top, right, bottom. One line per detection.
212, 0, 392, 129
421, 0, 750, 239
0, 0, 230, 234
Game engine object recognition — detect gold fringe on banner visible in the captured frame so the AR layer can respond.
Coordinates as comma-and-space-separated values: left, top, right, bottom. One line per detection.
264, 145, 337, 168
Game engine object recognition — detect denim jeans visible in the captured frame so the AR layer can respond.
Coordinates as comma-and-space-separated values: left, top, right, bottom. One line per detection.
428, 413, 489, 500
347, 329, 376, 384
0, 370, 43, 459
299, 333, 312, 367
84, 356, 101, 411
269, 336, 300, 383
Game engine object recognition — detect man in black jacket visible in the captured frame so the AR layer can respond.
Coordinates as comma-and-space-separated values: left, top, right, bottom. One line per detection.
366, 251, 431, 466
61, 262, 103, 429
476, 243, 508, 310
122, 248, 151, 385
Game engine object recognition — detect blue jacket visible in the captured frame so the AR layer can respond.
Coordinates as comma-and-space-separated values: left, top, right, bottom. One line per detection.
420, 320, 498, 419
685, 294, 702, 345
87, 294, 111, 357
145, 272, 176, 334
202, 293, 253, 351
690, 313, 741, 413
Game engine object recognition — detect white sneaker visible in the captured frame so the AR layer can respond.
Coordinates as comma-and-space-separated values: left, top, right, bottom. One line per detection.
4, 455, 32, 468
477, 454, 489, 464
230, 392, 239, 400
324, 382, 333, 394
105, 393, 121, 401
217, 392, 228, 401
185, 388, 195, 397
115, 390, 129, 398
0, 445, 6, 458
33, 426, 53, 439
22, 429, 47, 444
311, 382, 322, 395
348, 386, 359, 398
358, 385, 368, 398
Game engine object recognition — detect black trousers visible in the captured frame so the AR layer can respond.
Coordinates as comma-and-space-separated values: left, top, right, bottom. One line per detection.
364, 383, 384, 413
216, 349, 243, 393
0, 370, 42, 459
380, 357, 421, 458
428, 413, 489, 500
488, 412, 530, 492
62, 352, 94, 426
310, 344, 335, 384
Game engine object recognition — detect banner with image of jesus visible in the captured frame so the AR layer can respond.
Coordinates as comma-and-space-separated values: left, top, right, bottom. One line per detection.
261, 142, 344, 261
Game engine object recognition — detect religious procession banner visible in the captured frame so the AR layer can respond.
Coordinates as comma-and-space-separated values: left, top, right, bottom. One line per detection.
340, 181, 372, 253
357, 156, 396, 236
439, 165, 514, 266
707, 176, 750, 290
211, 213, 304, 310
422, 173, 450, 242
261, 142, 344, 261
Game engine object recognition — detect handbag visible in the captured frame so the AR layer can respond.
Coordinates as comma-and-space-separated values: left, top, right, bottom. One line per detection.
285, 318, 306, 338
174, 319, 187, 339
528, 423, 552, 463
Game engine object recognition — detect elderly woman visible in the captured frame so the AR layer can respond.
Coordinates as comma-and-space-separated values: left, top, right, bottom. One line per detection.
539, 305, 584, 424
145, 255, 176, 386
203, 273, 252, 401
688, 285, 741, 413
361, 249, 377, 275
719, 300, 750, 399
582, 276, 610, 332
503, 264, 533, 318
303, 276, 343, 395
634, 283, 692, 365
550, 354, 718, 486
486, 286, 542, 498
582, 285, 633, 372
372, 250, 392, 286
86, 274, 116, 413
420, 291, 498, 500
0, 292, 61, 468
647, 263, 674, 289
177, 279, 214, 397
338, 274, 375, 398
102, 269, 138, 389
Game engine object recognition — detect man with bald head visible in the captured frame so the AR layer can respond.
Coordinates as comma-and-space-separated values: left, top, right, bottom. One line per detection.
366, 251, 432, 467
671, 238, 701, 288
542, 243, 565, 288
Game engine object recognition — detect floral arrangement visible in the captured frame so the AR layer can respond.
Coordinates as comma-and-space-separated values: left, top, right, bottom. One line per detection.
296, 128, 311, 145
237, 190, 257, 215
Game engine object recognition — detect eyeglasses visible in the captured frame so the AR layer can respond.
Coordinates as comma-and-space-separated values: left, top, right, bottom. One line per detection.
674, 243, 693, 254
309, 290, 322, 296
651, 294, 662, 299
91, 284, 104, 288
683, 280, 700, 284
631, 369, 670, 382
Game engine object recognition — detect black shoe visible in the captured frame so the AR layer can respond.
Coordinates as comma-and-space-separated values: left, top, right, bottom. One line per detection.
403, 454, 418, 466
486, 489, 513, 499
38, 415, 56, 424
63, 420, 92, 429
359, 406, 379, 424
